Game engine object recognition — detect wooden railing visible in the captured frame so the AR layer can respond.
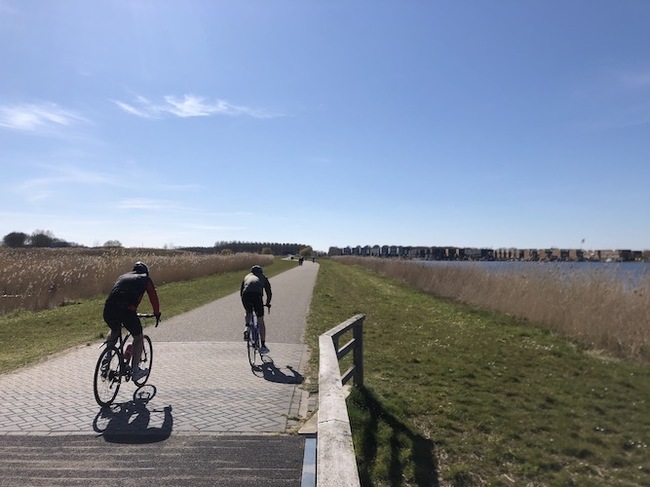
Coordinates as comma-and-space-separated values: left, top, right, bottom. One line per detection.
317, 314, 365, 486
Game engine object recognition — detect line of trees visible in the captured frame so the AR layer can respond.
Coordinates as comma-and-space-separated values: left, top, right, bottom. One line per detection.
182, 241, 314, 256
1, 230, 121, 249
2, 233, 314, 257
2, 230, 73, 248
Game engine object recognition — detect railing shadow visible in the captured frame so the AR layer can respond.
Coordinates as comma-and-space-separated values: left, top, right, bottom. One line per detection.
254, 356, 305, 384
349, 386, 439, 487
92, 384, 173, 444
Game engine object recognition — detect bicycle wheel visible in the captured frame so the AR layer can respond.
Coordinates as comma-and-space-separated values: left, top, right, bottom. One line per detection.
247, 325, 260, 367
93, 346, 123, 407
133, 335, 153, 386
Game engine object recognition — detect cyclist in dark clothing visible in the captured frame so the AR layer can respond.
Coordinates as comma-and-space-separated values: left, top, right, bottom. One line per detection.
103, 261, 161, 380
240, 265, 272, 354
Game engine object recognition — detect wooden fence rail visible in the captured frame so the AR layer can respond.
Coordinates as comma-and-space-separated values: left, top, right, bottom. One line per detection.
317, 313, 365, 486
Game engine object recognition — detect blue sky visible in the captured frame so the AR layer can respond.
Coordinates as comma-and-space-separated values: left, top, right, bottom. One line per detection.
1, 1, 649, 253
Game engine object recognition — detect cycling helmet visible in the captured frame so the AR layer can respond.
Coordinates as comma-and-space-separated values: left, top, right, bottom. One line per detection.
251, 265, 263, 275
133, 261, 149, 274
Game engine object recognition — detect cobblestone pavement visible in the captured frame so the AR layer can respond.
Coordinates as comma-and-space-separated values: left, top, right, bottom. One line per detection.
0, 261, 320, 437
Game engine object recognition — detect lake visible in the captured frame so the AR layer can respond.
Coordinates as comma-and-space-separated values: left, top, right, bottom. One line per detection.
419, 260, 650, 288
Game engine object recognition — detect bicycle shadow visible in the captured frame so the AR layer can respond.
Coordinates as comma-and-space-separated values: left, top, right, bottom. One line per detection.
254, 356, 304, 384
92, 385, 173, 444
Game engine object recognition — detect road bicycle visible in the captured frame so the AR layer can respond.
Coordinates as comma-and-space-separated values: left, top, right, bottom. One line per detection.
93, 313, 158, 407
245, 305, 270, 367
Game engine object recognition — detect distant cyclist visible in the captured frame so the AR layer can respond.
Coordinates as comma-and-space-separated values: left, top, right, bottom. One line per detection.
240, 265, 272, 354
103, 261, 161, 380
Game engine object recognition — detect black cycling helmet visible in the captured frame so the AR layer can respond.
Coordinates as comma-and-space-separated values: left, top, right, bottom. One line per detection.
251, 265, 263, 275
133, 261, 149, 274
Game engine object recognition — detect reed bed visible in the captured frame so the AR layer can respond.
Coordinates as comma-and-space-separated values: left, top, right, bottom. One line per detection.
0, 248, 272, 315
334, 256, 650, 362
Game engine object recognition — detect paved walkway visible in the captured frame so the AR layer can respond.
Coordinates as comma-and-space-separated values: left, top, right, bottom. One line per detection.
0, 261, 320, 485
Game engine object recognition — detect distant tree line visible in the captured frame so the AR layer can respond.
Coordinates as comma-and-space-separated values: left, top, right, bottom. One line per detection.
2, 231, 313, 256
2, 230, 73, 248
181, 241, 312, 256
1, 230, 121, 249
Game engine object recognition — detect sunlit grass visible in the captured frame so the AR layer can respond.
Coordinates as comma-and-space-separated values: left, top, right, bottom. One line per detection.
334, 256, 650, 363
306, 260, 650, 486
3, 251, 649, 485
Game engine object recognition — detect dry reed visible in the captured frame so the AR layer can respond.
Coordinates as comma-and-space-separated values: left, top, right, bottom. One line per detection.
0, 248, 272, 315
335, 256, 650, 362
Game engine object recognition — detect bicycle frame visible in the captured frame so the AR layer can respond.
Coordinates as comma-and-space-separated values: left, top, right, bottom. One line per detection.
245, 304, 269, 367
246, 313, 260, 366
93, 313, 156, 407
100, 312, 157, 353
98, 330, 134, 380
251, 317, 260, 344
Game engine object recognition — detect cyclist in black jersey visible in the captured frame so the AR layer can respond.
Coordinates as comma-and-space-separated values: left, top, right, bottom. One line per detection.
240, 265, 272, 354
103, 261, 161, 380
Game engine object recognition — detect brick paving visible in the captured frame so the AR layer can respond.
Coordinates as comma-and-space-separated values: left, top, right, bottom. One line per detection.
0, 261, 319, 437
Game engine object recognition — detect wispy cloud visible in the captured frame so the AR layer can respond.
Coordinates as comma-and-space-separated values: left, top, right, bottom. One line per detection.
0, 1, 18, 15
0, 103, 86, 133
157, 182, 203, 191
9, 159, 206, 206
15, 165, 115, 203
574, 67, 650, 131
115, 198, 192, 211
189, 224, 247, 231
113, 94, 280, 119
309, 156, 333, 167
619, 70, 650, 88
113, 100, 155, 119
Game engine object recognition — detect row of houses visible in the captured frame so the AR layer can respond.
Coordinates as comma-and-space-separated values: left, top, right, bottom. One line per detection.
328, 245, 650, 262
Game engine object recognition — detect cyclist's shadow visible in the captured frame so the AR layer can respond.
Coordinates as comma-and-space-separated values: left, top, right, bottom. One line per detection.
255, 356, 304, 384
92, 384, 173, 443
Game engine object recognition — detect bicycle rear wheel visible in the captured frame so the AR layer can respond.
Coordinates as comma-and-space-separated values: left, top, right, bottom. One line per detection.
247, 325, 260, 367
93, 346, 123, 407
133, 335, 153, 386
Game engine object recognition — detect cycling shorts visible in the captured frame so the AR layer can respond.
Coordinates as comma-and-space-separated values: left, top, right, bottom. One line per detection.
103, 305, 143, 336
241, 293, 265, 317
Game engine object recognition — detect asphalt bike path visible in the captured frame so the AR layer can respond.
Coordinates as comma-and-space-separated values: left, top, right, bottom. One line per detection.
0, 261, 320, 486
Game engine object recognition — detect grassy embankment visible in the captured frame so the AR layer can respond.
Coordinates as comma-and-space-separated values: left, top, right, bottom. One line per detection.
0, 255, 293, 373
305, 259, 649, 487
334, 256, 650, 363
2, 252, 649, 485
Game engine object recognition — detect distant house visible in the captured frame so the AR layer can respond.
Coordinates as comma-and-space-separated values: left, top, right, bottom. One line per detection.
463, 248, 482, 260
333, 243, 646, 263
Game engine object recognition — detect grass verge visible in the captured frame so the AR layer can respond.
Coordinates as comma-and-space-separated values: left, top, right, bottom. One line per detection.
2, 256, 648, 485
0, 258, 295, 374
334, 256, 650, 362
305, 260, 650, 486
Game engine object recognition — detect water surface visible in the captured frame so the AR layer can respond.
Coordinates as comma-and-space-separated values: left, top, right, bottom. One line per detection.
419, 261, 650, 288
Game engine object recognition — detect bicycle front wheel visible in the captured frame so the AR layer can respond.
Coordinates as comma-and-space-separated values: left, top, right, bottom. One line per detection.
247, 327, 260, 367
93, 346, 123, 407
133, 335, 153, 386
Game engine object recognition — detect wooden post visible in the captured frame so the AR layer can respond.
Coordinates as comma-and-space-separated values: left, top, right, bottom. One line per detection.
353, 316, 364, 387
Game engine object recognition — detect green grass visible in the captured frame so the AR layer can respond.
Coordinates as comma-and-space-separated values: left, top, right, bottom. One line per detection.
0, 258, 295, 373
2, 256, 649, 485
305, 260, 650, 487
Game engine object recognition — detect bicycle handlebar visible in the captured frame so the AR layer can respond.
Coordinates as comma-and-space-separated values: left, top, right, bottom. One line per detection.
137, 313, 161, 327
